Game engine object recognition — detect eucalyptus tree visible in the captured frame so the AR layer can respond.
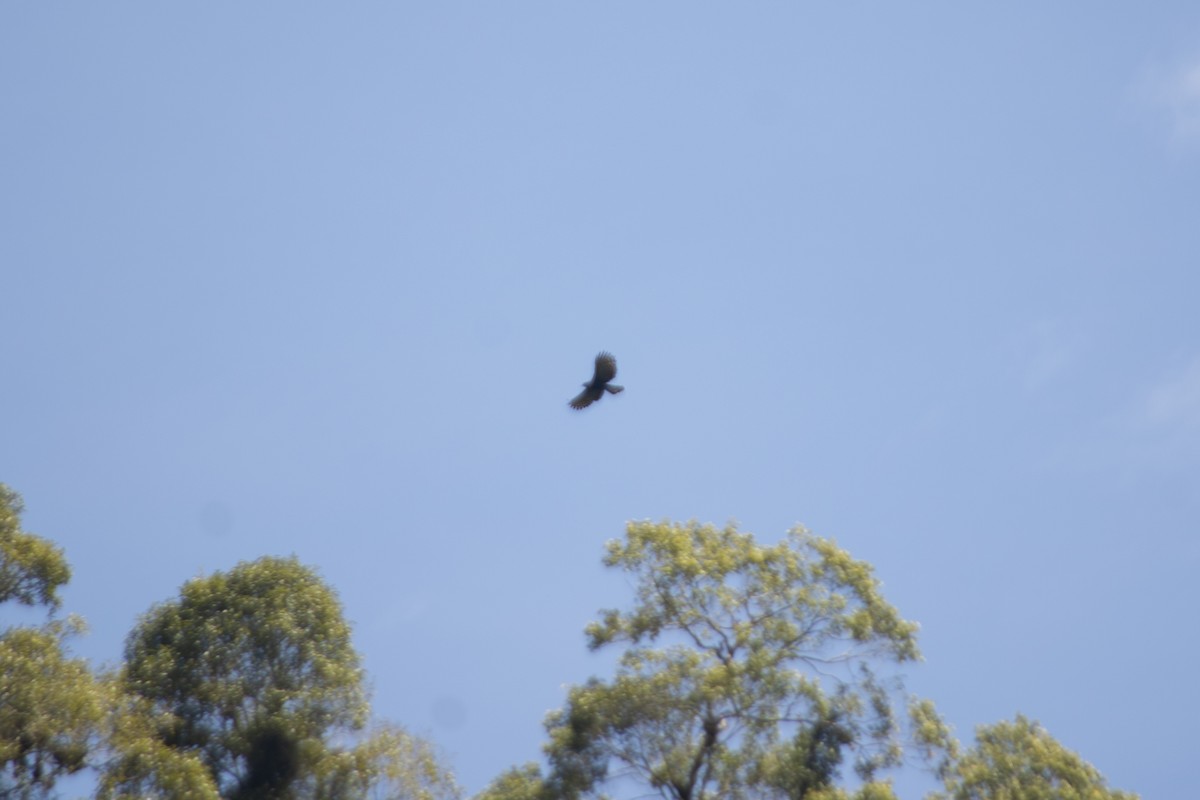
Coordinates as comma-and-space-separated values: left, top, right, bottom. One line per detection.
0, 483, 103, 798
933, 715, 1138, 800
0, 484, 70, 610
484, 520, 951, 800
114, 555, 459, 800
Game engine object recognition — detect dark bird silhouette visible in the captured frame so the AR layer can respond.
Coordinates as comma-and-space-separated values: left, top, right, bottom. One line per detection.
569, 351, 624, 410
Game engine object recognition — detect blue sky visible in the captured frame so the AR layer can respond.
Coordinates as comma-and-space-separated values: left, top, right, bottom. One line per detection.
4, 4, 1199, 797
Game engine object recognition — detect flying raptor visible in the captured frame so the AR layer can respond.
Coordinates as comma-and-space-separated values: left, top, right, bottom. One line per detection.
569, 352, 624, 410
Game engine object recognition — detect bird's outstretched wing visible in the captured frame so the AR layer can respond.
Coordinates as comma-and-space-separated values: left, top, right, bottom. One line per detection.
569, 351, 621, 410
568, 389, 596, 410
593, 351, 618, 384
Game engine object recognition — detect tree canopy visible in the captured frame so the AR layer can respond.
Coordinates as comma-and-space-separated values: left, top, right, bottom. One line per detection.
934, 715, 1137, 800
0, 484, 70, 610
0, 484, 102, 798
524, 520, 949, 800
114, 555, 458, 800
0, 483, 1142, 800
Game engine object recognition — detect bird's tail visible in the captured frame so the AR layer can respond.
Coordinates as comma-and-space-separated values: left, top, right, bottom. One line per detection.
605, 384, 624, 395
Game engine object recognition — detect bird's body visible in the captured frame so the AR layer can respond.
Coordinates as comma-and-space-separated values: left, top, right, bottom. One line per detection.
569, 351, 624, 410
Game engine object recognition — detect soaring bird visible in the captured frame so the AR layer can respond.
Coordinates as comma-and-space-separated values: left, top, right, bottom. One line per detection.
569, 351, 624, 410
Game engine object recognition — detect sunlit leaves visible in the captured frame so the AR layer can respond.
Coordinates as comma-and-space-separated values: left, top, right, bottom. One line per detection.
97, 688, 221, 800
0, 485, 102, 798
312, 723, 462, 800
0, 625, 102, 796
118, 556, 369, 797
544, 520, 943, 800
112, 555, 460, 799
0, 484, 70, 610
0, 484, 460, 797
475, 763, 547, 800
591, 522, 920, 665
934, 716, 1138, 800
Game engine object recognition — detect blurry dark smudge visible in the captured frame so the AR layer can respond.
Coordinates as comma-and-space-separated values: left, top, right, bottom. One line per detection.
198, 500, 234, 538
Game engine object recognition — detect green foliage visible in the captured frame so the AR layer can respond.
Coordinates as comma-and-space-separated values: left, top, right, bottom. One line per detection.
585, 520, 919, 660
98, 735, 220, 799
118, 555, 369, 798
310, 723, 461, 800
0, 484, 70, 610
98, 687, 221, 800
0, 622, 103, 797
934, 715, 1138, 800
0, 483, 1141, 800
0, 484, 103, 798
536, 520, 943, 800
795, 782, 898, 800
0, 484, 459, 798
908, 698, 958, 769
115, 554, 460, 800
475, 763, 548, 800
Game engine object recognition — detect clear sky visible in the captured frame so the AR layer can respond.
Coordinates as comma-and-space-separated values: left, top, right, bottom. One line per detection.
4, 4, 1199, 797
